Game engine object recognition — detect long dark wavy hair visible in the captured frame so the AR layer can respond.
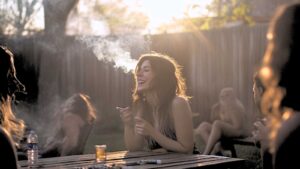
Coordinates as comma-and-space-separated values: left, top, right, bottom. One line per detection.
0, 46, 25, 144
132, 52, 189, 137
60, 93, 97, 124
259, 3, 300, 153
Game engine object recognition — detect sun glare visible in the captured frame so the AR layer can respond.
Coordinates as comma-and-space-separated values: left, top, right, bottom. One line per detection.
7, 0, 212, 35
125, 0, 212, 34
139, 0, 187, 32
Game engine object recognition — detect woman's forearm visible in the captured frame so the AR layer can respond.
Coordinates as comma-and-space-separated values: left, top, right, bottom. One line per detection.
150, 130, 193, 154
124, 125, 144, 151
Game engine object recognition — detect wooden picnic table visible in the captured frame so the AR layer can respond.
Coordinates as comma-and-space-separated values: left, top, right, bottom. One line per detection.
18, 150, 245, 169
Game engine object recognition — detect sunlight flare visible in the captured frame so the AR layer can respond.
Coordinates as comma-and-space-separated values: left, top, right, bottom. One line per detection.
125, 0, 212, 34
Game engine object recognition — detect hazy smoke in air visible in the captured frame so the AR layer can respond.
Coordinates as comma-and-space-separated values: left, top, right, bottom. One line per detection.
76, 34, 151, 73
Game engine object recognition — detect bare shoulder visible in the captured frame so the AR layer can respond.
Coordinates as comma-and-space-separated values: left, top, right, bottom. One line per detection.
63, 114, 84, 127
172, 96, 189, 106
171, 96, 192, 115
63, 113, 78, 121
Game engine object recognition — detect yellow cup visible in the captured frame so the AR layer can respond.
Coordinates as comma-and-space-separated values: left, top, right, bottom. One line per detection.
95, 145, 107, 162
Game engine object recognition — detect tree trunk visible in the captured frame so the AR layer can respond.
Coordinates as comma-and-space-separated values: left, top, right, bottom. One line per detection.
43, 0, 79, 35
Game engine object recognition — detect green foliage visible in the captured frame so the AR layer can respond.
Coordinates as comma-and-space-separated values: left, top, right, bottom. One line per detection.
176, 0, 254, 31
0, 0, 148, 36
93, 0, 148, 35
205, 0, 254, 29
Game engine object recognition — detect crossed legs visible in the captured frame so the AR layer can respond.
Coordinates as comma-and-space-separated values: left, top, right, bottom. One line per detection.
195, 120, 242, 155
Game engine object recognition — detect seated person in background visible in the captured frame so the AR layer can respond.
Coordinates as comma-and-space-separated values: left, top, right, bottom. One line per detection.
257, 2, 300, 169
41, 93, 97, 157
117, 53, 196, 154
194, 87, 250, 155
0, 45, 26, 168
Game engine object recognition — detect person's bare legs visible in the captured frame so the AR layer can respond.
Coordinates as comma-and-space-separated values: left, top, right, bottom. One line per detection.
194, 122, 212, 144
211, 141, 228, 155
203, 120, 242, 155
203, 121, 221, 155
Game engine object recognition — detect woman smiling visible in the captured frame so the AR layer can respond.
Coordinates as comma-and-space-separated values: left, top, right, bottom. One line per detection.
118, 52, 196, 154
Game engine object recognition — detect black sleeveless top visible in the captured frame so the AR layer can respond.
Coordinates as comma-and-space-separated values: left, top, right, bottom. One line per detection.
146, 131, 200, 154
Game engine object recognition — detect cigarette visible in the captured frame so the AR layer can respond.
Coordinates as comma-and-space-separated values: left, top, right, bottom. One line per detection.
116, 106, 130, 110
139, 159, 162, 164
125, 159, 162, 166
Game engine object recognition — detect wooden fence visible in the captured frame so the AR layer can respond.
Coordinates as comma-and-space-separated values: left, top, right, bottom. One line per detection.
150, 24, 268, 124
0, 23, 269, 132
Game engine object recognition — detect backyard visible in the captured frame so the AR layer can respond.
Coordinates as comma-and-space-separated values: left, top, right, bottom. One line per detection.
1, 0, 294, 168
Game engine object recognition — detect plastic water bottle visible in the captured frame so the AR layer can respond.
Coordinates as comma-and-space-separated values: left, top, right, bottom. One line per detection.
27, 130, 39, 165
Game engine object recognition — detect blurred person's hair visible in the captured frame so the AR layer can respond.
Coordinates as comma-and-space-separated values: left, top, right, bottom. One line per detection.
0, 46, 25, 144
258, 2, 300, 153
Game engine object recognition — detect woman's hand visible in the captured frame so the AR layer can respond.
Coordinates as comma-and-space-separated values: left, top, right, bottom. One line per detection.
252, 119, 269, 151
135, 116, 155, 137
253, 120, 267, 140
117, 106, 133, 126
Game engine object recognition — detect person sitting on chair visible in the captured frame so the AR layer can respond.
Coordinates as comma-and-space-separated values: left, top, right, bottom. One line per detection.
41, 93, 97, 157
194, 87, 250, 155
117, 53, 196, 154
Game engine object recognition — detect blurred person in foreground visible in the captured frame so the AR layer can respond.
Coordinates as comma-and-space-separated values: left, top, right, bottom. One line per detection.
252, 72, 272, 169
117, 52, 196, 154
258, 2, 300, 169
0, 45, 26, 168
41, 93, 97, 157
